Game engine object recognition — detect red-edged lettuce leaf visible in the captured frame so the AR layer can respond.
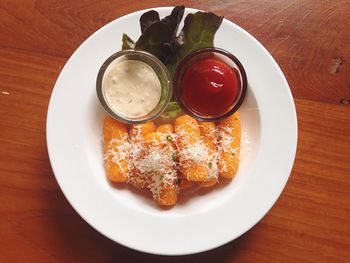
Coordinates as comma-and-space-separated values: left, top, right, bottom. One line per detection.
134, 6, 185, 62
121, 7, 222, 80
161, 6, 185, 41
140, 10, 160, 33
166, 12, 223, 77
134, 22, 172, 62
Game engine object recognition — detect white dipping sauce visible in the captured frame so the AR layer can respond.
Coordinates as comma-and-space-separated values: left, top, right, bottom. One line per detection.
103, 60, 161, 117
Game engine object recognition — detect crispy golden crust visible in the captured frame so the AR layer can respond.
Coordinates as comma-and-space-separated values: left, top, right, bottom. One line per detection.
217, 112, 241, 178
102, 112, 241, 205
103, 116, 129, 182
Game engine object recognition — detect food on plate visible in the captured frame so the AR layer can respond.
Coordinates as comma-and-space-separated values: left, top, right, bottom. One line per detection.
145, 124, 178, 206
181, 58, 240, 117
103, 117, 130, 182
103, 60, 161, 118
122, 6, 223, 77
156, 123, 174, 134
99, 7, 244, 207
174, 115, 208, 182
102, 113, 241, 206
173, 47, 247, 122
128, 122, 156, 189
198, 121, 219, 187
116, 117, 178, 205
130, 122, 156, 142
96, 49, 172, 124
218, 112, 241, 178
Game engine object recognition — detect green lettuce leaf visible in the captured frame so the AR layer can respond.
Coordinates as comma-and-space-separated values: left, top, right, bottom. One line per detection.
122, 33, 135, 50
159, 101, 182, 122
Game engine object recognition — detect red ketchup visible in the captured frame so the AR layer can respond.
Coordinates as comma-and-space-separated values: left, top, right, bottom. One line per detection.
181, 58, 240, 117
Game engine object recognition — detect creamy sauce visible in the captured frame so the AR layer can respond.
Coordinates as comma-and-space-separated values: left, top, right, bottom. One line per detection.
103, 60, 161, 118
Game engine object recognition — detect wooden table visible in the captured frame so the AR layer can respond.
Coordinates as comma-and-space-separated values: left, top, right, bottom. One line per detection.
1, 1, 349, 262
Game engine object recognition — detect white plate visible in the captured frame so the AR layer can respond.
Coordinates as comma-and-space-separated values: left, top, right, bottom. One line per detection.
47, 7, 297, 255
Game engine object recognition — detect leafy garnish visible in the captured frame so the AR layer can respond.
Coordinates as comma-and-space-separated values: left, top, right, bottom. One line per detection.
175, 177, 182, 185
140, 10, 160, 33
135, 22, 172, 61
166, 12, 223, 77
134, 6, 185, 62
166, 134, 173, 142
122, 33, 135, 50
121, 7, 222, 76
119, 7, 223, 121
171, 151, 179, 160
159, 101, 182, 121
161, 6, 185, 43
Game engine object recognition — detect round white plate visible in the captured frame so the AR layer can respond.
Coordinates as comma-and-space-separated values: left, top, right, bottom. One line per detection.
47, 7, 297, 255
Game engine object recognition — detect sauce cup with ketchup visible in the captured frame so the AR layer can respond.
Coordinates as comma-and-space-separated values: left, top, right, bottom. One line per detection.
174, 48, 247, 121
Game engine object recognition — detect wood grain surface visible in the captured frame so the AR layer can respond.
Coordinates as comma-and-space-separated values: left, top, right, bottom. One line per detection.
1, 0, 349, 262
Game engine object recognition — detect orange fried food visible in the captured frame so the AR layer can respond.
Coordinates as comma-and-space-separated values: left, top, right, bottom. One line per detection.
174, 115, 208, 182
157, 123, 174, 134
199, 121, 219, 186
103, 116, 130, 182
198, 178, 217, 188
199, 122, 217, 151
154, 184, 177, 206
178, 178, 194, 190
102, 109, 242, 206
128, 122, 156, 189
175, 115, 201, 145
217, 112, 241, 178
145, 125, 178, 206
144, 132, 162, 144
130, 122, 156, 142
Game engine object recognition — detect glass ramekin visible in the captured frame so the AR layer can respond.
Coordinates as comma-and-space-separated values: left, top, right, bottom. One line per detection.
96, 50, 172, 124
173, 47, 247, 122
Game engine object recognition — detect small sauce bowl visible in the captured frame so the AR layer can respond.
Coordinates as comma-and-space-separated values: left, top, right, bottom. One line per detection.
173, 47, 247, 122
96, 50, 172, 124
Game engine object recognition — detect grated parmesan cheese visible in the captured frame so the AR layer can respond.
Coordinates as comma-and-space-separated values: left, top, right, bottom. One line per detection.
180, 141, 209, 163
104, 118, 241, 196
104, 135, 131, 176
217, 121, 240, 173
114, 128, 178, 197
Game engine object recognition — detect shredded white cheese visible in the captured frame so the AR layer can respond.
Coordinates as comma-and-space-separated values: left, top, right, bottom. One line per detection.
217, 122, 240, 173
104, 118, 241, 195
180, 141, 209, 163
104, 135, 131, 176
108, 129, 177, 198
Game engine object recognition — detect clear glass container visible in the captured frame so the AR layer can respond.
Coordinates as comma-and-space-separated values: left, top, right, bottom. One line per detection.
173, 47, 247, 122
96, 50, 172, 124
